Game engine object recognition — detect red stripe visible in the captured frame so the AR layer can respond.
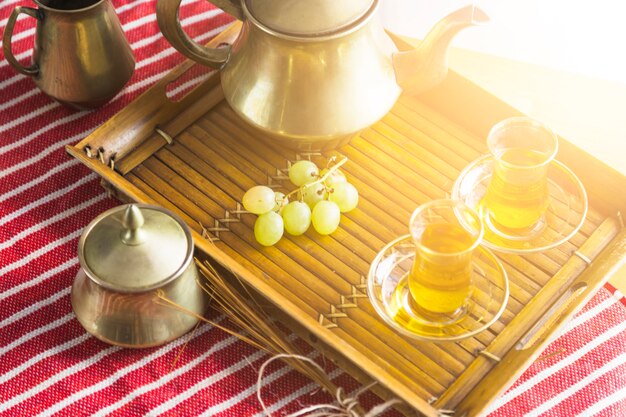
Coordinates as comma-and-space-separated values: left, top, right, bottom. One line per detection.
543, 361, 626, 416
496, 328, 626, 415
55, 317, 237, 416
596, 396, 626, 417
1, 236, 75, 282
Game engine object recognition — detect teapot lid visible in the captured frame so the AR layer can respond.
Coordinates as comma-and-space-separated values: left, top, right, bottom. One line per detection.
244, 0, 376, 37
78, 204, 193, 292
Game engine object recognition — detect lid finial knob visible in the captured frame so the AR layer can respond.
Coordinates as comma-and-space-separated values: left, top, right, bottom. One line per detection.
121, 204, 146, 245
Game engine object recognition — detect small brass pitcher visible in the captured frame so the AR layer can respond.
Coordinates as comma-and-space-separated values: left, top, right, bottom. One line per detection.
3, 0, 135, 109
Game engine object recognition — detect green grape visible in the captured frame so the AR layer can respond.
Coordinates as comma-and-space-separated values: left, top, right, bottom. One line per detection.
289, 160, 319, 187
242, 185, 276, 214
282, 201, 311, 236
254, 211, 284, 246
320, 168, 347, 186
273, 191, 288, 213
302, 182, 326, 209
329, 182, 359, 213
311, 200, 341, 235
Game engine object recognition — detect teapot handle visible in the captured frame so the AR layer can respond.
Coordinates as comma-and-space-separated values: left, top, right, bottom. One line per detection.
156, 0, 243, 69
3, 6, 41, 77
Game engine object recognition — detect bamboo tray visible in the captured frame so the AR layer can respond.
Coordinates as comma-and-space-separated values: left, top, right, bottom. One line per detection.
67, 24, 626, 416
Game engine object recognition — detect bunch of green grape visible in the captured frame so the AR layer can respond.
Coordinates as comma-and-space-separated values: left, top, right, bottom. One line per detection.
241, 158, 359, 246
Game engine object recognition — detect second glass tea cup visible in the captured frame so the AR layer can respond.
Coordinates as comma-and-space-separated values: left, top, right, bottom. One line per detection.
482, 117, 559, 239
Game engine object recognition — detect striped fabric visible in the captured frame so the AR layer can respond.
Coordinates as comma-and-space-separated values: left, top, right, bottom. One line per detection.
1, 1, 625, 415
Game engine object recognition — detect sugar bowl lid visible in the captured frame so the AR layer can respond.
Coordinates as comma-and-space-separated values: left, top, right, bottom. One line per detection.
78, 204, 193, 292
244, 0, 375, 37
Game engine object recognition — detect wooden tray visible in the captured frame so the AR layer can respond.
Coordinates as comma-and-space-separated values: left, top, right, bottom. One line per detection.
67, 23, 626, 416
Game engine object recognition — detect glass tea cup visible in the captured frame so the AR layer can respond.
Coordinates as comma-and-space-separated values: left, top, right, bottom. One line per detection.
483, 117, 558, 238
403, 199, 484, 324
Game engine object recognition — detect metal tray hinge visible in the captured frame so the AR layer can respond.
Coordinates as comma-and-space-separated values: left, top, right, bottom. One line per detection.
96, 147, 106, 165
478, 350, 501, 362
573, 250, 592, 265
155, 127, 174, 145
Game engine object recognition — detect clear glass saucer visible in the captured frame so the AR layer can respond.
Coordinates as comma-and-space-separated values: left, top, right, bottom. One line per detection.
367, 235, 509, 342
452, 155, 588, 254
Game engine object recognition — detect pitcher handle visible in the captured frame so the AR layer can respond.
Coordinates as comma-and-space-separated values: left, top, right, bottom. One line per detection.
3, 6, 41, 77
157, 0, 242, 69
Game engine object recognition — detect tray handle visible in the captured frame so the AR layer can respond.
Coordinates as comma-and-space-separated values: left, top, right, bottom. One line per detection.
516, 281, 587, 350
72, 22, 242, 168
453, 223, 626, 416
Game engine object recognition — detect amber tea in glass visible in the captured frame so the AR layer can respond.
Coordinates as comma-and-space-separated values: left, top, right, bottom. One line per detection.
401, 199, 483, 323
483, 117, 558, 235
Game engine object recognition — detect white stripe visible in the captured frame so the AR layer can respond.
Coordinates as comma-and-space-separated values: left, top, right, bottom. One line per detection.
3, 27, 34, 45
0, 228, 82, 277
524, 352, 626, 417
0, 172, 95, 224
31, 319, 220, 416
575, 385, 626, 417
1, 344, 122, 412
0, 50, 29, 71
0, 19, 229, 159
0, 1, 25, 27
0, 332, 90, 385
119, 12, 155, 32
0, 88, 38, 111
0, 72, 24, 91
0, 128, 93, 177
0, 313, 74, 357
115, 0, 155, 15
0, 193, 106, 251
0, 258, 77, 301
251, 381, 322, 417
488, 319, 626, 411
89, 331, 243, 417
134, 18, 225, 71
167, 72, 214, 99
250, 368, 344, 417
151, 331, 297, 416
195, 352, 297, 417
0, 102, 59, 133
561, 296, 617, 334
148, 349, 268, 416
0, 158, 78, 200
0, 111, 88, 157
0, 287, 70, 330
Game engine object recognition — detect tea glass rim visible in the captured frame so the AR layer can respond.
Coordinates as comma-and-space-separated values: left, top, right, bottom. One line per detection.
34, 0, 105, 13
487, 116, 559, 170
408, 198, 484, 258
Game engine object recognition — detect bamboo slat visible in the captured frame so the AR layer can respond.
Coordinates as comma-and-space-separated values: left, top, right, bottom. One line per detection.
66, 24, 625, 416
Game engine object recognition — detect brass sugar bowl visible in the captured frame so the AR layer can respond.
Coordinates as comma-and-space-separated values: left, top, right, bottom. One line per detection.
71, 204, 206, 348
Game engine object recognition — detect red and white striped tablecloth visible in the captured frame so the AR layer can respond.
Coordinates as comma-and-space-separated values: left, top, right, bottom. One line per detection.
1, 1, 625, 415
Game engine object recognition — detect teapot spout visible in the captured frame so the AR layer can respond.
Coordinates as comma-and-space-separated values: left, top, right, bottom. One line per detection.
392, 5, 489, 96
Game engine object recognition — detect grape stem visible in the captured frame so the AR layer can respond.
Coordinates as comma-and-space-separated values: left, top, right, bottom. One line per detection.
284, 157, 348, 200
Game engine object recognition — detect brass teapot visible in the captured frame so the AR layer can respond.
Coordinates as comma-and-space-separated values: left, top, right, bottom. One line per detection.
157, 0, 487, 150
